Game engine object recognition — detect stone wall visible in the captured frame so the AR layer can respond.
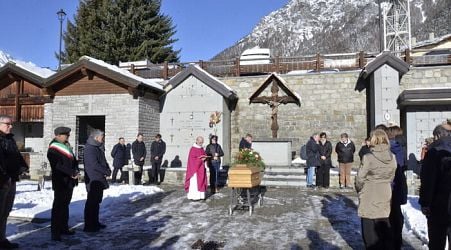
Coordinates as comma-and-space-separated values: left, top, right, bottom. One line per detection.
222, 71, 366, 165
42, 94, 159, 169
400, 66, 451, 90
138, 96, 161, 164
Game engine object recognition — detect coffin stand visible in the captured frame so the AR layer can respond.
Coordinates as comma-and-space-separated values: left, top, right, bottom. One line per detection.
227, 165, 263, 216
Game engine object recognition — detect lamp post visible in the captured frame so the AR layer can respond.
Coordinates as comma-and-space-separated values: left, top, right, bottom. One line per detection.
57, 9, 66, 71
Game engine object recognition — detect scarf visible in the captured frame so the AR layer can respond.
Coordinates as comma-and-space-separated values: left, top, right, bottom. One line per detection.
49, 141, 75, 159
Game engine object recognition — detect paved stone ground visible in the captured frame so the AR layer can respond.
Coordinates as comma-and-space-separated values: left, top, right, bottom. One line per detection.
9, 184, 425, 249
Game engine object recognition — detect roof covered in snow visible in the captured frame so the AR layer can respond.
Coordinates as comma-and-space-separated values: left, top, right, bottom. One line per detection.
0, 50, 55, 80
163, 64, 238, 109
355, 51, 410, 92
45, 56, 164, 93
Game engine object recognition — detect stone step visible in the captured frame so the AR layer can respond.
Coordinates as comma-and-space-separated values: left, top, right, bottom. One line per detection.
261, 179, 307, 187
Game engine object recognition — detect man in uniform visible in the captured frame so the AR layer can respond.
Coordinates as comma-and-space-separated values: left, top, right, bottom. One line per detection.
47, 127, 79, 241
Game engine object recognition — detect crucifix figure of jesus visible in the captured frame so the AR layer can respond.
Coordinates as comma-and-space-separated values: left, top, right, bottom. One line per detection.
264, 83, 287, 138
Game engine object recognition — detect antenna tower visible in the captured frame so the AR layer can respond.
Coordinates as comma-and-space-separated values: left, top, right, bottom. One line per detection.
383, 0, 412, 52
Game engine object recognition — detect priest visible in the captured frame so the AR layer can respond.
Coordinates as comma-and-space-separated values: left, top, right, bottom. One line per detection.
184, 136, 208, 200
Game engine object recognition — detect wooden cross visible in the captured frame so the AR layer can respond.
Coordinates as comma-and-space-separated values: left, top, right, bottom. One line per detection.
252, 82, 288, 138
249, 74, 300, 139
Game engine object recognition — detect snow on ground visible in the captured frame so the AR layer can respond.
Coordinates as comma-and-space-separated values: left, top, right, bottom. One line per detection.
11, 180, 163, 219
402, 196, 428, 244
6, 181, 427, 249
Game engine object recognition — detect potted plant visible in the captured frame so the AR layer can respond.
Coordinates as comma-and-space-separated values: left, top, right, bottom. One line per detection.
228, 149, 265, 188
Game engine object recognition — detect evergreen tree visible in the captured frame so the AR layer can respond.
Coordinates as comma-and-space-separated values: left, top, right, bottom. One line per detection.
61, 0, 179, 65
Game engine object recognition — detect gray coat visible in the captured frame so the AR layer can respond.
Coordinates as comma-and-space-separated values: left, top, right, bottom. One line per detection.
355, 144, 396, 219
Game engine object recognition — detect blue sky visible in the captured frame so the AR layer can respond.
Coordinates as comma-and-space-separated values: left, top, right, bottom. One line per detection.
0, 0, 287, 70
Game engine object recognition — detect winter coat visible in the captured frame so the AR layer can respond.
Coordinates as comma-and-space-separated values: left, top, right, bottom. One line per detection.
419, 136, 451, 218
47, 139, 79, 190
0, 132, 28, 186
132, 140, 146, 165
358, 145, 371, 162
306, 137, 321, 167
239, 138, 252, 150
319, 140, 332, 167
111, 143, 127, 168
390, 139, 408, 205
150, 140, 166, 163
355, 144, 396, 219
83, 137, 111, 191
335, 140, 356, 163
205, 143, 224, 166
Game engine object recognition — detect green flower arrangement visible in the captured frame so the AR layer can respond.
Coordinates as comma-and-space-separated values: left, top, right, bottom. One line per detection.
233, 148, 265, 171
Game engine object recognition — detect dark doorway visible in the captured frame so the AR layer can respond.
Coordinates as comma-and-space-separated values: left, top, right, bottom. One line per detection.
76, 116, 105, 163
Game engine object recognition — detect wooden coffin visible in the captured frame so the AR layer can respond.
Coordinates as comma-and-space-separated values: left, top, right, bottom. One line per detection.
228, 164, 262, 188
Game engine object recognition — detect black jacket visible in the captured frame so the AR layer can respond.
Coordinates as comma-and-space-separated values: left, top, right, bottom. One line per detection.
205, 143, 224, 165
335, 140, 356, 163
239, 138, 252, 150
306, 137, 321, 167
111, 143, 127, 168
132, 140, 146, 165
390, 139, 408, 205
47, 139, 79, 190
358, 145, 371, 162
419, 136, 451, 212
319, 140, 332, 167
150, 140, 166, 162
0, 132, 28, 185
84, 137, 111, 191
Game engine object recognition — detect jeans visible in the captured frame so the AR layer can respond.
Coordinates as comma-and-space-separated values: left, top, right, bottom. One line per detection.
209, 161, 221, 191
306, 166, 315, 186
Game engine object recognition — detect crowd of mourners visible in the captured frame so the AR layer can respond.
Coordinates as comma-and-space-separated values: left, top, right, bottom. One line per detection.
1, 112, 451, 249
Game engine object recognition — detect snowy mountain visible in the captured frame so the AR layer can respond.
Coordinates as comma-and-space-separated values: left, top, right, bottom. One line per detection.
213, 0, 450, 60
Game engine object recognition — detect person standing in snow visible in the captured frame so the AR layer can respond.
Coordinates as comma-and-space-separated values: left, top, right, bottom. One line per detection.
185, 136, 208, 201
132, 133, 146, 185
355, 129, 396, 249
83, 130, 111, 232
387, 126, 408, 249
305, 133, 321, 188
111, 137, 127, 183
335, 133, 356, 189
419, 123, 451, 249
47, 127, 79, 241
149, 134, 166, 185
317, 132, 332, 188
205, 135, 224, 194
0, 115, 28, 249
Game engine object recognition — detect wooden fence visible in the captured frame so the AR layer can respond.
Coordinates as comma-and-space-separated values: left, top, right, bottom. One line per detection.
129, 49, 451, 79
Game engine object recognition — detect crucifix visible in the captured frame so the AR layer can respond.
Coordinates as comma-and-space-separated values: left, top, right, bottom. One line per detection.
249, 74, 301, 138
265, 83, 287, 138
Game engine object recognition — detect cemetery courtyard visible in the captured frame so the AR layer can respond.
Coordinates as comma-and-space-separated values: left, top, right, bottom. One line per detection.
7, 181, 426, 249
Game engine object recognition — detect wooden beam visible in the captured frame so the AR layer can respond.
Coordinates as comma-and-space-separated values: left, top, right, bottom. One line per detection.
80, 67, 95, 80
15, 80, 21, 122
43, 87, 55, 96
251, 96, 297, 104
128, 87, 139, 99
0, 96, 53, 105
